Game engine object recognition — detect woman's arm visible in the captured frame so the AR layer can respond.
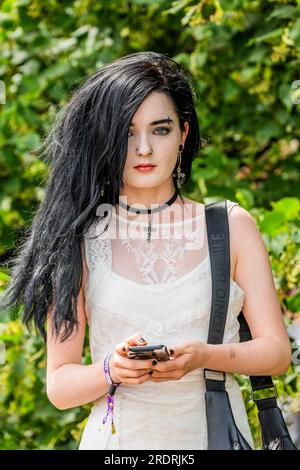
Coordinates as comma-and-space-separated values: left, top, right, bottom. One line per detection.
46, 289, 110, 410
204, 205, 292, 376
203, 336, 290, 376
46, 243, 110, 410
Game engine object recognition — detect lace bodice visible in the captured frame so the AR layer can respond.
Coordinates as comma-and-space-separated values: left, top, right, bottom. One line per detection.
79, 199, 254, 450
84, 199, 230, 287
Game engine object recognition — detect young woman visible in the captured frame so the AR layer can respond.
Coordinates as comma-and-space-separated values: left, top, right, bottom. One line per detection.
1, 51, 291, 450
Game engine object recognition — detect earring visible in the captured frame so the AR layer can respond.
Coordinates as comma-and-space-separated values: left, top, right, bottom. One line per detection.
100, 179, 110, 197
173, 144, 185, 188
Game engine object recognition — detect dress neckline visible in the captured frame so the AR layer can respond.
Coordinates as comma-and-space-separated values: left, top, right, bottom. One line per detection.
108, 256, 245, 297
110, 254, 209, 288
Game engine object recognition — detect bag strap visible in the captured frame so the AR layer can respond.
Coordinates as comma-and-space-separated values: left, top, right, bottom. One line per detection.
204, 199, 230, 390
205, 199, 230, 346
204, 200, 278, 406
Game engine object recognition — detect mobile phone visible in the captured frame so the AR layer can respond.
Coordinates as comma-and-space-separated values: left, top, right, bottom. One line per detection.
127, 344, 170, 361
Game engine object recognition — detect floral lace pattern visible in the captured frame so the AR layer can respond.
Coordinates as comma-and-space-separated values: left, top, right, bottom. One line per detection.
120, 236, 195, 284
85, 205, 209, 283
84, 199, 239, 285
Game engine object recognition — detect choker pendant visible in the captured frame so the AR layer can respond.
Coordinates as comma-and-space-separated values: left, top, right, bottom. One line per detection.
146, 213, 153, 243
117, 189, 179, 244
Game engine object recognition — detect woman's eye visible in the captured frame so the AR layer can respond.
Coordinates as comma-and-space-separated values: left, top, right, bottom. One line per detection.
154, 127, 170, 135
128, 127, 170, 137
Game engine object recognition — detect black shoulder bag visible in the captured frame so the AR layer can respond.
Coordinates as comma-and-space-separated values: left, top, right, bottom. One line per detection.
204, 199, 297, 450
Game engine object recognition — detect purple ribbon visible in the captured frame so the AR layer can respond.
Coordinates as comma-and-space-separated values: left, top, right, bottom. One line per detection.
102, 393, 114, 424
102, 354, 121, 434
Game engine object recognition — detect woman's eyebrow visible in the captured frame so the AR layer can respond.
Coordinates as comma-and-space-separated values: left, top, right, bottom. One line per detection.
129, 118, 174, 127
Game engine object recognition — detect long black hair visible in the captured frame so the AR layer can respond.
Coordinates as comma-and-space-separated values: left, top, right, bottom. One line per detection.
0, 51, 203, 343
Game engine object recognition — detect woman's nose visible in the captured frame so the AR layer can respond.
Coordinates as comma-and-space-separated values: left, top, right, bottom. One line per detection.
135, 134, 153, 155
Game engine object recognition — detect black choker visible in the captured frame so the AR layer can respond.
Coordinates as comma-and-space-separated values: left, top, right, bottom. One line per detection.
117, 189, 179, 242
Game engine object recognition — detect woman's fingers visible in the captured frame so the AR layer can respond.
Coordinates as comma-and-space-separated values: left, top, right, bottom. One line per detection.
125, 332, 147, 345
119, 372, 151, 385
109, 352, 152, 382
114, 353, 155, 371
118, 367, 152, 379
115, 333, 147, 356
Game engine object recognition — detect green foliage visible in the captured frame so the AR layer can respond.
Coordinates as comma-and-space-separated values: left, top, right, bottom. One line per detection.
0, 320, 92, 449
0, 0, 299, 450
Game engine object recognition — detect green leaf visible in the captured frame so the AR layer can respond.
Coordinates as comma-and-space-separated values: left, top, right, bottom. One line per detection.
271, 198, 300, 221
256, 121, 282, 143
224, 78, 241, 102
236, 189, 255, 209
286, 291, 300, 314
219, 0, 243, 10
194, 167, 219, 179
267, 5, 299, 21
13, 133, 41, 152
260, 211, 286, 236
289, 19, 300, 48
40, 63, 71, 81
279, 83, 293, 112
247, 28, 283, 45
0, 271, 9, 282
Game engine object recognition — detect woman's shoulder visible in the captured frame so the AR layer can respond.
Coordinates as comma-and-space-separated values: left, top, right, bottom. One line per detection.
182, 197, 255, 280
181, 196, 204, 219
224, 200, 255, 224
182, 196, 247, 217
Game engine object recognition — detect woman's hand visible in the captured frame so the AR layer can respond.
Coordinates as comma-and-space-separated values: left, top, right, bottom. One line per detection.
149, 340, 208, 382
109, 333, 154, 385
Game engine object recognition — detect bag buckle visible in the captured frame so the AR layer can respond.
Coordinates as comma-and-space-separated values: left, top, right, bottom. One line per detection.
268, 438, 283, 450
203, 368, 226, 382
250, 384, 278, 402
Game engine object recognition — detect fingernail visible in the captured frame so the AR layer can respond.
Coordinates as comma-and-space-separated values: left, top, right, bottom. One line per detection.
122, 346, 126, 352
138, 337, 146, 344
170, 349, 174, 355
152, 359, 157, 365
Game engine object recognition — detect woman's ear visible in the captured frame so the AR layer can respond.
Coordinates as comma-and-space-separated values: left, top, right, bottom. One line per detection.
182, 120, 189, 145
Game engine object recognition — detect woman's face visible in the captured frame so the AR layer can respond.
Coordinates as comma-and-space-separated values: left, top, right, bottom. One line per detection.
121, 91, 189, 194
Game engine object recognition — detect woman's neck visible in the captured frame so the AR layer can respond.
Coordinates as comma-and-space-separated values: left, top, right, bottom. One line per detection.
118, 187, 178, 209
115, 190, 188, 224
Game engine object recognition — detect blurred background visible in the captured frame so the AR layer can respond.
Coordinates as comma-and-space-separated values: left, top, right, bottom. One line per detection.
0, 0, 299, 450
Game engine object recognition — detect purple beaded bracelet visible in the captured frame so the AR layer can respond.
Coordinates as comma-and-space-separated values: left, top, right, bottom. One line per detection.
101, 353, 121, 435
104, 353, 119, 385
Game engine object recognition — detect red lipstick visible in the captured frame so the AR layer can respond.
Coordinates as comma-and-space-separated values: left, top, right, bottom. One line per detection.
134, 164, 156, 172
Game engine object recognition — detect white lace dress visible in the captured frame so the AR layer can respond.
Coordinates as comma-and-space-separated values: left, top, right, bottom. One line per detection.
78, 199, 254, 450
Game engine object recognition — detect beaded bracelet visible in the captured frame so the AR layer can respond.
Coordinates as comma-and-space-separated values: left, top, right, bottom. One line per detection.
104, 353, 118, 385
101, 353, 121, 435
